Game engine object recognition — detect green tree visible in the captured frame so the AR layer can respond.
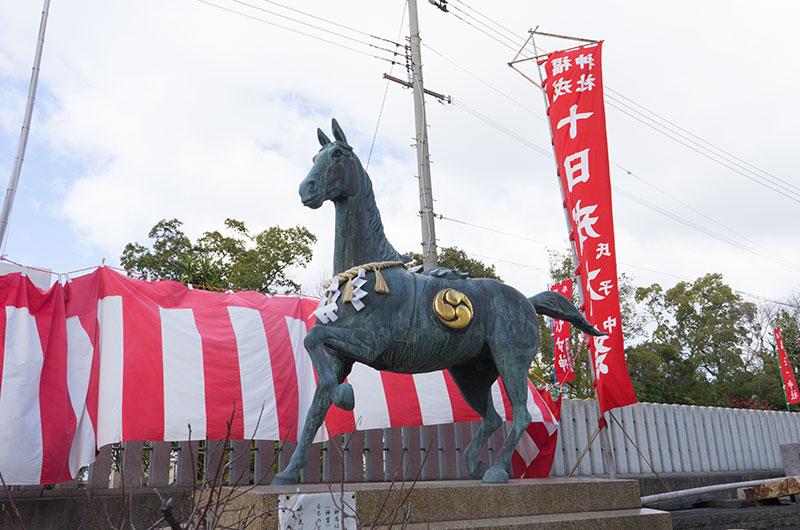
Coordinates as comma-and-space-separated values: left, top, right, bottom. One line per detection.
634, 273, 760, 407
405, 246, 502, 281
121, 218, 316, 293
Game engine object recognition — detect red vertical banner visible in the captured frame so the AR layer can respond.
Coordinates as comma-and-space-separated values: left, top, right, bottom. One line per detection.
775, 327, 800, 404
550, 279, 575, 384
542, 42, 636, 414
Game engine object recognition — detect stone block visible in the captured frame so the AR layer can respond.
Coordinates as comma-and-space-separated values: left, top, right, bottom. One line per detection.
780, 442, 800, 476
737, 476, 800, 500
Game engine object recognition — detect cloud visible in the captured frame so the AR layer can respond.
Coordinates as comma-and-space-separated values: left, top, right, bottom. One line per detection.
0, 0, 798, 302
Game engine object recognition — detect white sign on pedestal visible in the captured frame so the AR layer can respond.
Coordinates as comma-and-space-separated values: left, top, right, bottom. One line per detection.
278, 491, 356, 529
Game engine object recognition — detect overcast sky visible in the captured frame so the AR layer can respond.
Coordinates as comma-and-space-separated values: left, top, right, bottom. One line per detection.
0, 1, 797, 307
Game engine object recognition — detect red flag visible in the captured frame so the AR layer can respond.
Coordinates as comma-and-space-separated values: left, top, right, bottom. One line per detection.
542, 42, 636, 414
775, 327, 800, 404
550, 279, 575, 384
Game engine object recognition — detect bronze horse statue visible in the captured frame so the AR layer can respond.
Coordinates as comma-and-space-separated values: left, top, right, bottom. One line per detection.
273, 119, 602, 485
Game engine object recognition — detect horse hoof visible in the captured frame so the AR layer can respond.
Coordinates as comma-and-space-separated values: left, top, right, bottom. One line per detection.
333, 383, 355, 411
272, 471, 299, 486
468, 459, 487, 480
482, 466, 509, 484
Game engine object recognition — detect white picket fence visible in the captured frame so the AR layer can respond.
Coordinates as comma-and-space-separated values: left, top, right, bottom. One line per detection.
554, 398, 800, 476
17, 399, 799, 492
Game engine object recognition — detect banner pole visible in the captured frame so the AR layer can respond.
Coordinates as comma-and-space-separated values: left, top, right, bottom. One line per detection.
0, 0, 51, 249
530, 30, 617, 478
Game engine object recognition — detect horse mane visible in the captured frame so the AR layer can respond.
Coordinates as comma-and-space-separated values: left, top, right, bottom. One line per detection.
420, 267, 470, 280
357, 164, 410, 263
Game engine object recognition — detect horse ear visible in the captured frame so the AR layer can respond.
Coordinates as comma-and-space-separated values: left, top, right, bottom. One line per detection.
331, 118, 349, 146
318, 128, 331, 147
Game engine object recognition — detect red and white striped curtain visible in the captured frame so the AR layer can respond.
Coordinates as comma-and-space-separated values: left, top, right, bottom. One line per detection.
0, 267, 558, 485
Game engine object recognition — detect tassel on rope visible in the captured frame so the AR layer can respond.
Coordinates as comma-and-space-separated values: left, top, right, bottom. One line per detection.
374, 269, 389, 294
342, 277, 355, 302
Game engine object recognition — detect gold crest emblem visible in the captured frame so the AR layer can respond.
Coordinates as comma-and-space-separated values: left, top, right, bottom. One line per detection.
433, 288, 474, 329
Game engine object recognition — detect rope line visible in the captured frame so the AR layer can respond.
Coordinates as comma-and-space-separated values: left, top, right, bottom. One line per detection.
0, 257, 315, 298
608, 410, 672, 492
567, 422, 601, 478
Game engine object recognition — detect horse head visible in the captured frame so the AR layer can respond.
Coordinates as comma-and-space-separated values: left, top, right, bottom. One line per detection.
299, 119, 364, 209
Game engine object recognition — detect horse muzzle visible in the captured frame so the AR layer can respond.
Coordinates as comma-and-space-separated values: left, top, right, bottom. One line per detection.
299, 179, 325, 209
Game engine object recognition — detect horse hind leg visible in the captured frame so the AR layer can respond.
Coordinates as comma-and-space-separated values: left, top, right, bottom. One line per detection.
447, 362, 502, 480
483, 345, 536, 483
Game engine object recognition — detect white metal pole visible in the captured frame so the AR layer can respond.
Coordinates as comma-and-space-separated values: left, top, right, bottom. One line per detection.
0, 0, 51, 249
407, 0, 438, 270
530, 31, 617, 478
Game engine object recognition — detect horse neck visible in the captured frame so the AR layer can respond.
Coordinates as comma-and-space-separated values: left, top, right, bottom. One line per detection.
333, 169, 404, 273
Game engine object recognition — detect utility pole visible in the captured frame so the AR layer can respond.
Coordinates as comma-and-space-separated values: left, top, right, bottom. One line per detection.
0, 0, 51, 249
407, 0, 438, 270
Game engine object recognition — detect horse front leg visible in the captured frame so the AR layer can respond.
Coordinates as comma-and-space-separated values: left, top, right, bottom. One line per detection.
272, 353, 352, 485
273, 324, 381, 485
304, 325, 383, 411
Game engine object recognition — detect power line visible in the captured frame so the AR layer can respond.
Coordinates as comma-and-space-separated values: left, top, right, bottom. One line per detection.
436, 1, 800, 205
196, 0, 401, 64
438, 211, 800, 305
447, 227, 798, 310
445, 90, 800, 274
423, 42, 546, 123
207, 0, 800, 310
449, 97, 551, 157
254, 0, 405, 47
441, 3, 520, 53
613, 162, 778, 255
614, 186, 800, 274
436, 213, 567, 250
603, 97, 800, 204
605, 86, 800, 197
450, 0, 525, 50
446, 1, 523, 52
454, 247, 548, 272
366, 1, 409, 170
227, 0, 403, 56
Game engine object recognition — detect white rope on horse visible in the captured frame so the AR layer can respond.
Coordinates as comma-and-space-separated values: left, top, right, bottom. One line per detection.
313, 261, 407, 323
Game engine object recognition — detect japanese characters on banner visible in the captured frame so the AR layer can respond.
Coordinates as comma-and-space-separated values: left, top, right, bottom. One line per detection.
542, 42, 636, 414
550, 279, 575, 384
774, 327, 800, 404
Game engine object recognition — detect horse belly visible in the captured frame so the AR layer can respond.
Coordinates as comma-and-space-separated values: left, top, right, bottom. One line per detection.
376, 330, 484, 374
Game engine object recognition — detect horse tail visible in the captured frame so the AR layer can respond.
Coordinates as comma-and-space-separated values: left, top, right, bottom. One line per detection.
528, 291, 605, 337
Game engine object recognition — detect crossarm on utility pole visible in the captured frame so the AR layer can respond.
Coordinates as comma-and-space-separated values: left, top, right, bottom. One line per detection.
383, 74, 451, 103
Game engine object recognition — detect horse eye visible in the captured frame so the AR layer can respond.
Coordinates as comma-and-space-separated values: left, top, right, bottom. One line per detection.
332, 150, 342, 158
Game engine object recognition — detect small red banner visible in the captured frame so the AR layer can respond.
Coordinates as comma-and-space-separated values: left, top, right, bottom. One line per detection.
550, 279, 575, 384
775, 327, 800, 404
543, 42, 636, 414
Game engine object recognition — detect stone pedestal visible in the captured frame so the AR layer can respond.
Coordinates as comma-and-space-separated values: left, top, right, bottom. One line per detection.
218, 478, 671, 529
